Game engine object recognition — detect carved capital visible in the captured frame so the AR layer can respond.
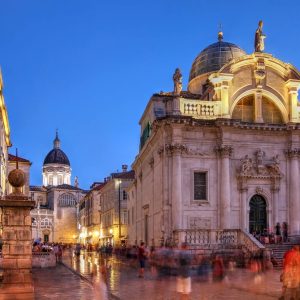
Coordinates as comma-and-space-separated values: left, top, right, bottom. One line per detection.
215, 145, 233, 158
148, 157, 154, 168
286, 148, 300, 159
165, 143, 188, 156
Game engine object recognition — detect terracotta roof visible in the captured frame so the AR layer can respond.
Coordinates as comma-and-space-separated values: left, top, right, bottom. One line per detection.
30, 185, 47, 192
9, 153, 31, 163
111, 170, 135, 180
92, 182, 106, 191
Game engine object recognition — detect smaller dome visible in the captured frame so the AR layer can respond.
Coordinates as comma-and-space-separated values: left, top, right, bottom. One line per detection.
189, 35, 246, 81
43, 148, 70, 166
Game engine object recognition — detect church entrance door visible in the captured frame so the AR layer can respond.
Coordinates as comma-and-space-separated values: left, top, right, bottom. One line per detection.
249, 195, 267, 234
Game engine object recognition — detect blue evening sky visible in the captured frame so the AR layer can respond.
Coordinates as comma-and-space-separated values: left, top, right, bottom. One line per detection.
0, 0, 299, 189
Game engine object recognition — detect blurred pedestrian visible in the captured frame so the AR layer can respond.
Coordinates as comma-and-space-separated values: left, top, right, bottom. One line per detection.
212, 255, 225, 282
138, 242, 147, 278
282, 222, 288, 243
280, 245, 300, 300
275, 222, 281, 244
176, 243, 192, 300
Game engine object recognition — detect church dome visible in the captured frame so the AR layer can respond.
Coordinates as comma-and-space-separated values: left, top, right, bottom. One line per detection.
189, 33, 246, 81
43, 148, 70, 166
43, 131, 70, 166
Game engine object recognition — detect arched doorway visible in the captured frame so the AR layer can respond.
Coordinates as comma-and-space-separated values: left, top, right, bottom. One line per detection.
249, 195, 267, 234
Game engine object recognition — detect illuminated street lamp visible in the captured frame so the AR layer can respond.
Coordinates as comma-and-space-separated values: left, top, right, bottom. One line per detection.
118, 179, 122, 239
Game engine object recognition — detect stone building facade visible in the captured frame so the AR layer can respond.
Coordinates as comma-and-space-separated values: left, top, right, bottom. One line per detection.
128, 27, 300, 246
82, 166, 135, 247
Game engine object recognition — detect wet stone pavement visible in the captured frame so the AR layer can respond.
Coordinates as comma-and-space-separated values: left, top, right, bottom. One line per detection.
52, 250, 283, 300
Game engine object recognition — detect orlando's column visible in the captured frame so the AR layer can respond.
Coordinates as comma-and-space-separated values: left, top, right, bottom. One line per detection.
0, 164, 35, 298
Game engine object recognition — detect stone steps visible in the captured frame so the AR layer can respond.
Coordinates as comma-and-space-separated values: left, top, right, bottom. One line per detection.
265, 240, 300, 269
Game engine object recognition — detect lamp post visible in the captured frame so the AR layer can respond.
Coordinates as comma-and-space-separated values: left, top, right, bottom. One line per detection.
118, 179, 122, 240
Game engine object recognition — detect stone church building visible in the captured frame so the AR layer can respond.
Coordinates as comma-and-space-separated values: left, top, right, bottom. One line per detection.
30, 132, 86, 243
127, 24, 300, 247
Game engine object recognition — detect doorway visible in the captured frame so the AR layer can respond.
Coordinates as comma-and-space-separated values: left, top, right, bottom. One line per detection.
249, 194, 267, 234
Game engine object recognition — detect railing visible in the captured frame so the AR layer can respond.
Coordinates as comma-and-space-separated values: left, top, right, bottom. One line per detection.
32, 252, 56, 268
180, 99, 220, 119
173, 229, 265, 254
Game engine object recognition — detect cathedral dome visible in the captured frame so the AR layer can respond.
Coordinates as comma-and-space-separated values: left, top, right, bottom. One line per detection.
43, 148, 70, 166
43, 131, 70, 166
189, 33, 246, 81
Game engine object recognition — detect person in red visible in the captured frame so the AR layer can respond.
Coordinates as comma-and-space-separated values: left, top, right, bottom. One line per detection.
138, 242, 147, 278
280, 246, 300, 300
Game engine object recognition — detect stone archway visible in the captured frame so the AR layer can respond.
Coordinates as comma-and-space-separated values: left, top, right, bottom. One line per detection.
249, 194, 267, 234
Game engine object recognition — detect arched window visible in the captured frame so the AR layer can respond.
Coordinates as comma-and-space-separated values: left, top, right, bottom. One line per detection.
58, 193, 76, 207
49, 175, 53, 186
232, 95, 283, 124
41, 218, 52, 228
58, 175, 63, 185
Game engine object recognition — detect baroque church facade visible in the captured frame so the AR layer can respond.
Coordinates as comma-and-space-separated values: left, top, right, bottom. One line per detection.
30, 133, 86, 243
127, 23, 300, 246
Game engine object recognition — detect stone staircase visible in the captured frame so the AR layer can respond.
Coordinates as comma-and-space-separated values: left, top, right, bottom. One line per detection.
265, 236, 300, 268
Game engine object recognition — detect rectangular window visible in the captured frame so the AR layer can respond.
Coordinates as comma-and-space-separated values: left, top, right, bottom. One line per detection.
194, 172, 207, 201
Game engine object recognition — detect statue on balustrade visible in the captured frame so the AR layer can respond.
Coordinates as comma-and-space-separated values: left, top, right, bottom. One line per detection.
254, 20, 266, 52
173, 68, 182, 96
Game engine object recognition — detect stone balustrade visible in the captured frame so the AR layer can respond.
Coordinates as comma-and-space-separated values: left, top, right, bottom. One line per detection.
180, 99, 220, 119
173, 229, 266, 255
32, 252, 56, 268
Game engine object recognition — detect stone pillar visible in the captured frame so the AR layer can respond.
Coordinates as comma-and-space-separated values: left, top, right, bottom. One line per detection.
272, 186, 280, 229
286, 80, 300, 123
172, 97, 181, 115
254, 89, 263, 123
217, 145, 232, 229
209, 74, 233, 118
0, 168, 35, 299
240, 185, 248, 231
287, 149, 300, 234
167, 143, 185, 231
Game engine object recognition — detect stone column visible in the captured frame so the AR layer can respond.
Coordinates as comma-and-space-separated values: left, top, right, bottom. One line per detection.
285, 80, 300, 122
209, 74, 233, 118
0, 168, 35, 299
272, 186, 280, 229
167, 143, 185, 231
217, 145, 232, 229
239, 185, 248, 231
254, 89, 263, 123
287, 149, 300, 235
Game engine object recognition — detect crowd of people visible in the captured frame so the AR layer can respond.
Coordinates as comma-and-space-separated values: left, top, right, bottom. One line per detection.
28, 233, 300, 299
252, 222, 289, 244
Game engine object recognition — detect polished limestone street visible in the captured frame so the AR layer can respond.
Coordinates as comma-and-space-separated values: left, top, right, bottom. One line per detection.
32, 250, 284, 300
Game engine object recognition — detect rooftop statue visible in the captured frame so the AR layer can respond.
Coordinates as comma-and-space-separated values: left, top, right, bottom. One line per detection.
173, 68, 182, 96
255, 20, 266, 52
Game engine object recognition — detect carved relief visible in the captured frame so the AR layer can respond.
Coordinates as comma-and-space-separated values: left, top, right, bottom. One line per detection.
254, 58, 266, 87
189, 217, 211, 229
238, 150, 281, 177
